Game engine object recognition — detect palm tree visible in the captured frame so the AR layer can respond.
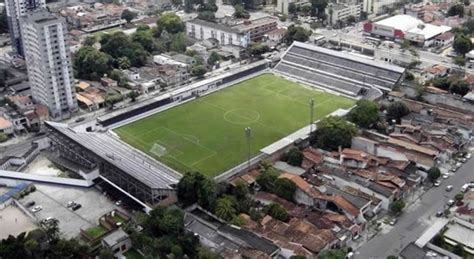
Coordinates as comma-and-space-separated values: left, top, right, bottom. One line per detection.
215, 196, 237, 221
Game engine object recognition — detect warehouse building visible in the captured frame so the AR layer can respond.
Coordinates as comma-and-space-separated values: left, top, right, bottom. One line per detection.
363, 15, 451, 47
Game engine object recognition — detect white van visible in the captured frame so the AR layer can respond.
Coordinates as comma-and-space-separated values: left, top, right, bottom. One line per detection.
461, 184, 470, 193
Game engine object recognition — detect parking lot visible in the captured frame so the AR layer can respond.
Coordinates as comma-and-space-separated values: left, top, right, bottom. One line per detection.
19, 184, 119, 238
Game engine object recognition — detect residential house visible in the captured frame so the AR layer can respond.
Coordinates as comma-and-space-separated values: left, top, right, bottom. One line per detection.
301, 147, 324, 170
101, 228, 132, 257
265, 28, 287, 43
0, 117, 14, 135
5, 95, 49, 131
433, 32, 454, 47
421, 64, 449, 82
184, 209, 281, 258
100, 77, 118, 88
339, 148, 381, 169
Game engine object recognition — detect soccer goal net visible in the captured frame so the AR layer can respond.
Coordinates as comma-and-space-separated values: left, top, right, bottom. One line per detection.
150, 143, 167, 157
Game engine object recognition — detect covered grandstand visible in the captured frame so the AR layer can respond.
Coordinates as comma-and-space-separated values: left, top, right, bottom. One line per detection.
274, 41, 405, 98
45, 122, 181, 208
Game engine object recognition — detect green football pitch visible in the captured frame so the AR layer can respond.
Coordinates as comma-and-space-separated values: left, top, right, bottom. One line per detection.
114, 74, 355, 177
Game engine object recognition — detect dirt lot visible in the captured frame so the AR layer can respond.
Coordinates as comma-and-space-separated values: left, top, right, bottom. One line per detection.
0, 205, 37, 239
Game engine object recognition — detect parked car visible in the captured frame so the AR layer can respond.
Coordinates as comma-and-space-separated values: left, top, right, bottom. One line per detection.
75, 117, 85, 123
31, 206, 42, 213
66, 201, 76, 208
25, 201, 36, 207
442, 174, 449, 179
434, 180, 442, 187
115, 200, 122, 206
446, 185, 453, 192
466, 153, 472, 159
389, 218, 398, 226
71, 204, 82, 211
436, 211, 444, 217
42, 217, 55, 224
447, 200, 455, 207
461, 184, 470, 192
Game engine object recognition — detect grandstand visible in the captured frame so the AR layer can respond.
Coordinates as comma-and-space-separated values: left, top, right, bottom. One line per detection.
274, 41, 405, 98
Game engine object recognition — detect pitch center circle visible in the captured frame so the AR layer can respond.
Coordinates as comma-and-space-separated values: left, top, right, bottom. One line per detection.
224, 109, 260, 125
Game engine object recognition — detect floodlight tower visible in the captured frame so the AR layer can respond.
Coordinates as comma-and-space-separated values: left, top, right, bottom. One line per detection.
309, 99, 315, 135
245, 127, 252, 170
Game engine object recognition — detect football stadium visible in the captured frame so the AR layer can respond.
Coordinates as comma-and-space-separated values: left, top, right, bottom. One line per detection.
114, 74, 355, 177
46, 42, 405, 208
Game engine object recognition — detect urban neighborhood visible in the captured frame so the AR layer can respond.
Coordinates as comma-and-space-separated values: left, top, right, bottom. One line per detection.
0, 0, 473, 258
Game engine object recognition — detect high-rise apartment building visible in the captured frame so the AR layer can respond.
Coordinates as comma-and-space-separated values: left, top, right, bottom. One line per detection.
21, 10, 77, 119
4, 0, 46, 55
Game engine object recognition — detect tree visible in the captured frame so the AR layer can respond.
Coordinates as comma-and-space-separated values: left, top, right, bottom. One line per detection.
191, 65, 207, 78
132, 30, 156, 52
170, 32, 187, 52
455, 193, 464, 202
318, 249, 346, 259
0, 133, 7, 143
265, 203, 289, 222
170, 0, 183, 6
156, 13, 185, 35
288, 3, 297, 15
453, 56, 466, 67
100, 32, 149, 67
447, 4, 465, 17
207, 51, 220, 66
0, 9, 8, 34
99, 249, 115, 259
184, 0, 194, 13
177, 172, 216, 210
256, 167, 279, 191
311, 116, 357, 151
453, 34, 472, 56
390, 200, 405, 214
310, 0, 328, 18
233, 182, 250, 201
40, 218, 60, 243
74, 46, 111, 80
233, 4, 250, 19
449, 80, 470, 96
117, 56, 131, 70
283, 25, 311, 45
432, 77, 450, 90
287, 147, 303, 166
347, 15, 356, 24
274, 178, 296, 201
386, 101, 410, 123
215, 196, 237, 221
121, 9, 137, 23
197, 11, 216, 22
83, 35, 96, 46
109, 69, 129, 87
248, 43, 270, 57
349, 100, 380, 128
432, 234, 446, 247
427, 167, 441, 183
452, 243, 466, 257
465, 19, 474, 34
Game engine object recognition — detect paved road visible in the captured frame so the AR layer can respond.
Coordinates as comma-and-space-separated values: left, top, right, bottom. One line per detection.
355, 157, 474, 258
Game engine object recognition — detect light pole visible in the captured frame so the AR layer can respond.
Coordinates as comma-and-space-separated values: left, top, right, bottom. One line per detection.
245, 127, 252, 170
309, 98, 315, 136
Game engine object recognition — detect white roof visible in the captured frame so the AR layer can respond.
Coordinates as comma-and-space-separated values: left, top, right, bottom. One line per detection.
375, 15, 423, 32
407, 24, 451, 40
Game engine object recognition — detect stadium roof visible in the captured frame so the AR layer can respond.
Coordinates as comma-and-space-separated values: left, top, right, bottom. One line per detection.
374, 15, 423, 32
291, 41, 405, 74
46, 122, 181, 190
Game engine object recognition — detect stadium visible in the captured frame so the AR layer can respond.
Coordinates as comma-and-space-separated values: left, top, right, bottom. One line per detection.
46, 42, 405, 209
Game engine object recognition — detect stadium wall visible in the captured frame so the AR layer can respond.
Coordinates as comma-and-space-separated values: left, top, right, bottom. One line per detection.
98, 61, 269, 128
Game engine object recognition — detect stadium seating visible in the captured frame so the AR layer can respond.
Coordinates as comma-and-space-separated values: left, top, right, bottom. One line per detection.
274, 43, 404, 97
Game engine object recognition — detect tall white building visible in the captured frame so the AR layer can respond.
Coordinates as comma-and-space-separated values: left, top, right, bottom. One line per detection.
21, 10, 77, 119
4, 0, 45, 55
363, 0, 398, 15
326, 3, 362, 26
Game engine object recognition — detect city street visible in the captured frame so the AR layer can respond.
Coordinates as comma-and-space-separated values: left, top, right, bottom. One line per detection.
355, 156, 474, 258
